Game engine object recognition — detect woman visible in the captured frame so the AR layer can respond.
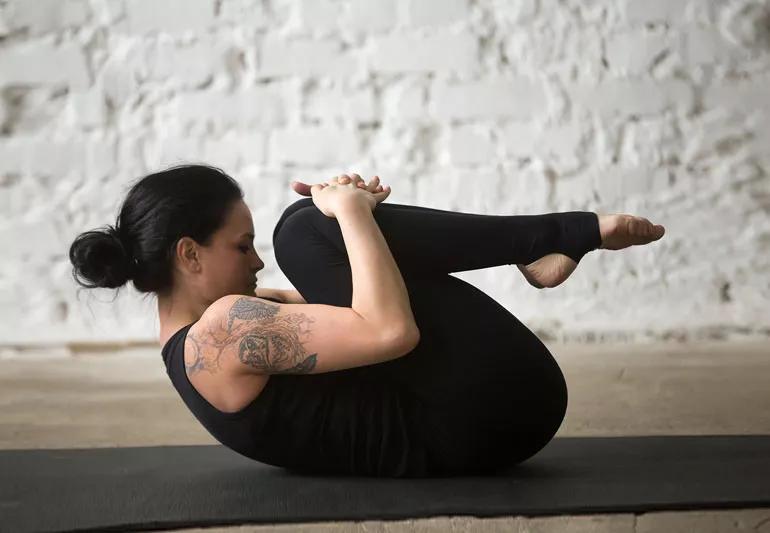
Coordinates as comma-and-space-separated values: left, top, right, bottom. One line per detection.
69, 164, 665, 478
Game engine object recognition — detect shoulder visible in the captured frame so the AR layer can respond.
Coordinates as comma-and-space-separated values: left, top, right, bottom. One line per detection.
184, 296, 281, 378
203, 295, 283, 334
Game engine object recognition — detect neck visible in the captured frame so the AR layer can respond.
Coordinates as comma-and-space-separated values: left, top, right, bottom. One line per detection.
157, 291, 206, 341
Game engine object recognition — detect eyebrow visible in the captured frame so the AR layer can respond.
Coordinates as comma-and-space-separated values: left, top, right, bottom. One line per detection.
240, 232, 255, 238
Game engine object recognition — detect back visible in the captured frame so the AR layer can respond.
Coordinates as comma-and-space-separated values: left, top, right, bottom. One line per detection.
202, 294, 420, 376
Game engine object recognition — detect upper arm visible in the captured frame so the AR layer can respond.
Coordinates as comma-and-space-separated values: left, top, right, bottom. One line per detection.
202, 295, 419, 376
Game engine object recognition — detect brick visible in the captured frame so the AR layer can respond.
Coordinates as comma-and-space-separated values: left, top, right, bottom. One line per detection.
66, 89, 107, 129
617, 117, 682, 168
404, 0, 469, 27
368, 29, 478, 75
304, 87, 376, 124
98, 46, 141, 108
143, 136, 204, 171
0, 219, 60, 259
0, 42, 89, 89
0, 139, 27, 175
434, 78, 547, 121
0, 136, 86, 177
536, 121, 585, 171
681, 24, 745, 67
85, 137, 117, 179
5, 0, 90, 35
590, 164, 669, 204
504, 25, 603, 82
414, 167, 504, 214
202, 133, 268, 169
171, 86, 293, 132
570, 79, 693, 118
382, 80, 427, 121
347, 0, 396, 32
703, 75, 770, 114
122, 0, 214, 34
295, 0, 342, 34
605, 28, 671, 76
501, 121, 585, 172
448, 125, 495, 165
29, 138, 87, 177
259, 37, 358, 78
496, 0, 538, 25
622, 0, 689, 25
269, 127, 359, 166
500, 122, 539, 158
217, 0, 271, 29
679, 111, 753, 166
146, 38, 228, 88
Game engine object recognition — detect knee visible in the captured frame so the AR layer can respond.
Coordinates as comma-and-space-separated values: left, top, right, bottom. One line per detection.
272, 198, 315, 248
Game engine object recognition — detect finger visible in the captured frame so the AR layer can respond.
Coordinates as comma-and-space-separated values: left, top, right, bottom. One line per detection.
366, 175, 380, 192
291, 181, 313, 197
373, 185, 391, 202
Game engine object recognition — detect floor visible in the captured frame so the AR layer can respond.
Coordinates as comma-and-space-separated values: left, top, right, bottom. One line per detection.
2, 339, 769, 532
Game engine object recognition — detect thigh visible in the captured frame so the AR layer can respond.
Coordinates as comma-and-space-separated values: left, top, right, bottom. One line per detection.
365, 275, 569, 472
365, 275, 566, 416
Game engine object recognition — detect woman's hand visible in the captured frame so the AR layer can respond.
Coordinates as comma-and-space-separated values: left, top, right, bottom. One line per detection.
292, 174, 391, 218
305, 174, 391, 218
291, 174, 386, 197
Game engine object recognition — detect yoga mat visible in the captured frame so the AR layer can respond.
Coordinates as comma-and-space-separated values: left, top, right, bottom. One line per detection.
2, 435, 769, 533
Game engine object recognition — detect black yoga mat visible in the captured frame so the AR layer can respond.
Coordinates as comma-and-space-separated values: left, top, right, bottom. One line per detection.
3, 435, 769, 533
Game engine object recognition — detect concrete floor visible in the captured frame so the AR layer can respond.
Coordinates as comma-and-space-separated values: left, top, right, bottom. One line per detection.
2, 340, 769, 532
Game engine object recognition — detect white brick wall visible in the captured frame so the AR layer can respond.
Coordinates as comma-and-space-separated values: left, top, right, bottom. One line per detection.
1, 0, 769, 352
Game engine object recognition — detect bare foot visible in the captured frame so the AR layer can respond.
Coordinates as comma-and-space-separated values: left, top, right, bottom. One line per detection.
597, 214, 666, 251
517, 213, 666, 289
517, 254, 577, 289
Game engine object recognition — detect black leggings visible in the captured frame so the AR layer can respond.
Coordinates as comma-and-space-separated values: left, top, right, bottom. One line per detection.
271, 197, 602, 472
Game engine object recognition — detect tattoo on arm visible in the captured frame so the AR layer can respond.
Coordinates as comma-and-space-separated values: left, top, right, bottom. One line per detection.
228, 296, 318, 374
183, 332, 209, 375
227, 296, 281, 332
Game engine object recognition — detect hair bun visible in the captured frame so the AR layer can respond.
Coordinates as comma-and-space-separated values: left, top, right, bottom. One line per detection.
68, 226, 133, 289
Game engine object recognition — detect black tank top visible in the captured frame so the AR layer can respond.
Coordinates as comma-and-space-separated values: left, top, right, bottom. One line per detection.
160, 307, 434, 477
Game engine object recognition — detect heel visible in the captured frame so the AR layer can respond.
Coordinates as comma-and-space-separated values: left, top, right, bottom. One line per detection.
548, 211, 602, 264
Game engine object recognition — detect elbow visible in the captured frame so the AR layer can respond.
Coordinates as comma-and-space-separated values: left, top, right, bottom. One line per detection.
378, 323, 421, 359
406, 326, 420, 348
394, 325, 421, 353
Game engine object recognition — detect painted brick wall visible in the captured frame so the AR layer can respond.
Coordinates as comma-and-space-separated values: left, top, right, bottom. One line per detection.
1, 0, 769, 353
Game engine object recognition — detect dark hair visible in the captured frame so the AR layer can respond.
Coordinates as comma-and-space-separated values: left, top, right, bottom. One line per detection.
69, 163, 244, 296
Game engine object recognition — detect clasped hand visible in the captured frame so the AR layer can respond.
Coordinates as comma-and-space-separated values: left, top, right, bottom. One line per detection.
291, 173, 387, 196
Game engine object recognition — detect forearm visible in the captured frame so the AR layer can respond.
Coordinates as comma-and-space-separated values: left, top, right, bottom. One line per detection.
254, 287, 306, 304
279, 289, 306, 304
254, 287, 285, 302
334, 200, 418, 338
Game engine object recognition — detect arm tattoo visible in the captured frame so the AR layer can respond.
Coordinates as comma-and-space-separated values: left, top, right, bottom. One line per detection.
227, 296, 280, 332
228, 296, 318, 374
